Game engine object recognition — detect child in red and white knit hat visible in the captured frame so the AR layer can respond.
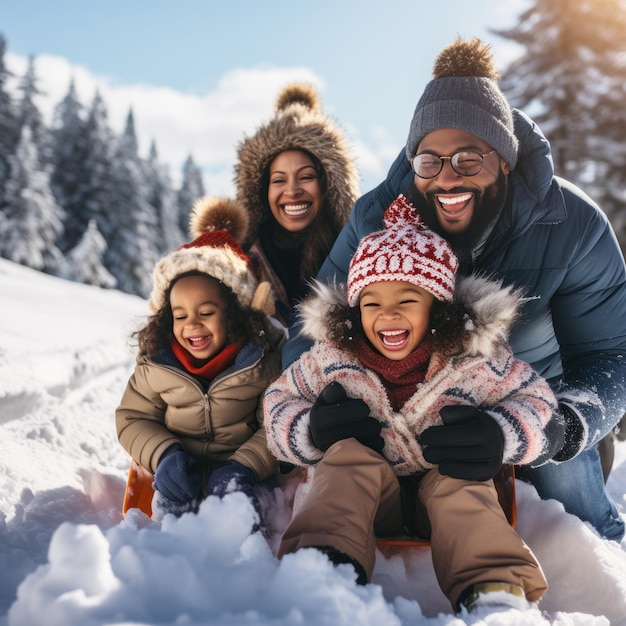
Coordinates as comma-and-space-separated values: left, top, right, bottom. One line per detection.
264, 193, 562, 613
116, 197, 284, 523
347, 193, 458, 305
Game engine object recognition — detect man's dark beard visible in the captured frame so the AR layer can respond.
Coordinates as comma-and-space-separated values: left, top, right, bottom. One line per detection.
406, 169, 508, 272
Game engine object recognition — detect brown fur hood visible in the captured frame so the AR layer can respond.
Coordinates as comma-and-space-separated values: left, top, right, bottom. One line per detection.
298, 274, 524, 360
234, 83, 360, 247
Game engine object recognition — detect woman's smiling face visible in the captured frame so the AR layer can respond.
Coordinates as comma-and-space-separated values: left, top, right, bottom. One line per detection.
267, 149, 322, 232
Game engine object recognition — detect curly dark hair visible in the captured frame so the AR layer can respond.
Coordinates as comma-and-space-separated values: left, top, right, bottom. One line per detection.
132, 271, 273, 357
325, 298, 469, 358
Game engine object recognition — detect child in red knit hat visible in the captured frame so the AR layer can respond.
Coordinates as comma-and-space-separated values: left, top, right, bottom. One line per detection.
264, 193, 563, 613
116, 197, 283, 522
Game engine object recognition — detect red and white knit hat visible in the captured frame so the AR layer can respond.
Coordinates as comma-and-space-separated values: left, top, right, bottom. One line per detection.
149, 197, 260, 313
347, 194, 458, 306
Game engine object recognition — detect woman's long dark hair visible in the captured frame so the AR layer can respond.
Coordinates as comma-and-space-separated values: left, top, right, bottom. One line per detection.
133, 272, 272, 357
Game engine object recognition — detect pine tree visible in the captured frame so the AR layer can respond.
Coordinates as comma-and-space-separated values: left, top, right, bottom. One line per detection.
144, 141, 184, 252
106, 109, 160, 297
0, 38, 211, 290
176, 154, 205, 239
58, 218, 116, 288
585, 10, 626, 248
16, 56, 50, 165
0, 125, 64, 272
49, 79, 86, 251
71, 91, 119, 256
0, 34, 18, 206
493, 0, 626, 249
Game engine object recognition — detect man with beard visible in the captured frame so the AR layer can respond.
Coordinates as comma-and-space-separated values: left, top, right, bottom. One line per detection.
281, 37, 626, 543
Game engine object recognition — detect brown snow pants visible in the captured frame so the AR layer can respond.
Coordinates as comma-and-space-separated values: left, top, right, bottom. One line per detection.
278, 438, 547, 609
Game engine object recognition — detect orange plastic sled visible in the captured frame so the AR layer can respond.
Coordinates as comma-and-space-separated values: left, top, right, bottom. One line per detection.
122, 460, 516, 544
122, 459, 154, 518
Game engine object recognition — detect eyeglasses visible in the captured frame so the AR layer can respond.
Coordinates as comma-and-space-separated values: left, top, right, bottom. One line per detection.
411, 150, 496, 179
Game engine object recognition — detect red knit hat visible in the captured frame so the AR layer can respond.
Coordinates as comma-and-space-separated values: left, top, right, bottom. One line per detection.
347, 194, 458, 306
149, 197, 260, 313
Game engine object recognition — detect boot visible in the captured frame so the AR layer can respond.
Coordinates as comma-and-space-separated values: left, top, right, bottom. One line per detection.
459, 582, 531, 613
317, 546, 368, 585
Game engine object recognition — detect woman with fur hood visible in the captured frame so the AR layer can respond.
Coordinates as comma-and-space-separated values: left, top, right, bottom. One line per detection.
234, 82, 359, 327
116, 197, 283, 521
264, 194, 562, 613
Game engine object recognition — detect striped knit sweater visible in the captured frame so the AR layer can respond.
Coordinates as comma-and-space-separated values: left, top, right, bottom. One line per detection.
264, 275, 558, 475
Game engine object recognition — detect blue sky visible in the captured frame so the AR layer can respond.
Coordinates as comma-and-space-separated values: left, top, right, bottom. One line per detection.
2, 0, 527, 194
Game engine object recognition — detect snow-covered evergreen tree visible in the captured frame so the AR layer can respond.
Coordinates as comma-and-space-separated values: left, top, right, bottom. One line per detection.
494, 0, 626, 250
16, 56, 50, 166
145, 141, 184, 252
0, 34, 18, 207
71, 91, 119, 257
176, 154, 205, 239
106, 109, 159, 297
58, 218, 116, 288
0, 37, 208, 288
0, 125, 64, 272
586, 6, 626, 250
49, 79, 87, 251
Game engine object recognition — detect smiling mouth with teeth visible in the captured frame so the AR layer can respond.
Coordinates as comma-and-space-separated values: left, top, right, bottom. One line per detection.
282, 203, 310, 216
379, 329, 409, 347
437, 193, 473, 212
187, 336, 210, 349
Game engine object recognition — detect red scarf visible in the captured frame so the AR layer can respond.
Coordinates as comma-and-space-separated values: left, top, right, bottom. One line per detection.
354, 335, 433, 411
171, 340, 241, 382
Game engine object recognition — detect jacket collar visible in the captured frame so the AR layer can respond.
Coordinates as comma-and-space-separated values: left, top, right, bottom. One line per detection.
477, 110, 567, 255
508, 109, 567, 227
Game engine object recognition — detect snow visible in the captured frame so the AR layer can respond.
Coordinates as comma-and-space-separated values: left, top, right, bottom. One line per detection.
0, 256, 625, 626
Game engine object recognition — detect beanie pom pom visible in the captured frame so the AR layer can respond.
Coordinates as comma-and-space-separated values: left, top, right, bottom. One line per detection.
189, 196, 250, 244
151, 197, 258, 313
275, 82, 322, 114
432, 36, 500, 80
383, 194, 423, 230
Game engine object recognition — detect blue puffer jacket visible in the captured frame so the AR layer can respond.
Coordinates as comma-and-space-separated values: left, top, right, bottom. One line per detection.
283, 110, 626, 457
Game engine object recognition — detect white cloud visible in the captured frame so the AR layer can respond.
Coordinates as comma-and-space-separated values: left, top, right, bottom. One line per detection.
3, 38, 531, 201
5, 52, 342, 194
350, 123, 405, 184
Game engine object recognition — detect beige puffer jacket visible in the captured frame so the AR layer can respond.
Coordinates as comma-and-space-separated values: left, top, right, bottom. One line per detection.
116, 336, 283, 483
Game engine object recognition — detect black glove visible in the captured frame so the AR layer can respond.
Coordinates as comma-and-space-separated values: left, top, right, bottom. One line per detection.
419, 405, 504, 481
153, 446, 202, 503
309, 382, 384, 453
550, 403, 582, 462
206, 461, 256, 499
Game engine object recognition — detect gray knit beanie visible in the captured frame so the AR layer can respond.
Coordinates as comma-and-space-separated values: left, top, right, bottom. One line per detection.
406, 37, 518, 170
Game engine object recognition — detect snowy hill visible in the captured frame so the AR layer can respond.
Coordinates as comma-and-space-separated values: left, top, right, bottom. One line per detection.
0, 257, 625, 626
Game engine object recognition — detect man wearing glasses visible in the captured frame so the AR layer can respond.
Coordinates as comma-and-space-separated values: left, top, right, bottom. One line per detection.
282, 37, 626, 543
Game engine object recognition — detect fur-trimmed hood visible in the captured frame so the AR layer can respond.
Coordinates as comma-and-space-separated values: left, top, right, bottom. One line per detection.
234, 82, 360, 248
298, 274, 524, 360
